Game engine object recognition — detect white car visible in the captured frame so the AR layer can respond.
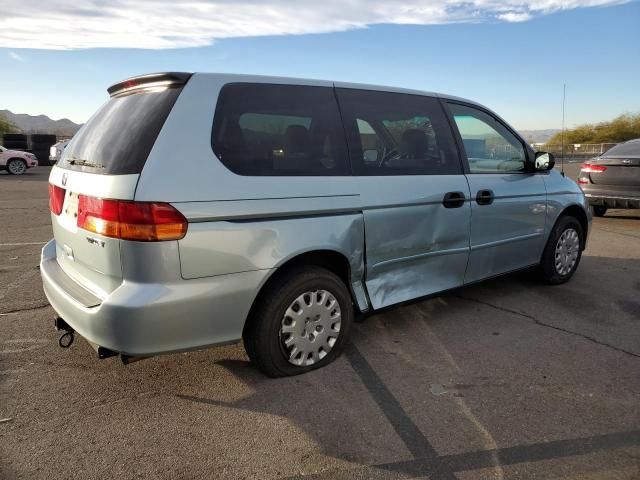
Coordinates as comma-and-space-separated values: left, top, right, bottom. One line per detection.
0, 145, 38, 175
49, 140, 70, 164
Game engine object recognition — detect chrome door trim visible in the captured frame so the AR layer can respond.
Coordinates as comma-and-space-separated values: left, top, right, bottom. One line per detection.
369, 246, 470, 272
470, 232, 544, 252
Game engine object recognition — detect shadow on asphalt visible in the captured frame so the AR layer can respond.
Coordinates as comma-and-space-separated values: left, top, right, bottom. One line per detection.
176, 257, 640, 479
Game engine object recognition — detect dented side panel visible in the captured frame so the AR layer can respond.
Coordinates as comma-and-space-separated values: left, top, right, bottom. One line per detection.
357, 175, 472, 309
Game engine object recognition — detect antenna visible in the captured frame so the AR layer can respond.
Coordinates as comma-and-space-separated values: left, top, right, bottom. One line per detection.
560, 83, 566, 177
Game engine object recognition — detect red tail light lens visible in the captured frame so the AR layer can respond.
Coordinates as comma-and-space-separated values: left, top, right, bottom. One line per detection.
77, 196, 187, 241
578, 177, 589, 185
580, 163, 607, 173
48, 184, 66, 215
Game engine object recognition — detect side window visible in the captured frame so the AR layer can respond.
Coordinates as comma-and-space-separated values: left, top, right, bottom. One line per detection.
448, 103, 526, 173
212, 84, 349, 176
336, 89, 461, 175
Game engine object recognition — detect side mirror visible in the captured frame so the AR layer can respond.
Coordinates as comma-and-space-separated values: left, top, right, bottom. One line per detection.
534, 151, 555, 171
363, 149, 378, 164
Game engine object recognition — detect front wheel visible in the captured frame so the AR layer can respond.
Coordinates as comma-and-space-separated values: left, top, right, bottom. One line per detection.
539, 216, 584, 284
243, 266, 354, 377
592, 205, 607, 217
6, 159, 27, 175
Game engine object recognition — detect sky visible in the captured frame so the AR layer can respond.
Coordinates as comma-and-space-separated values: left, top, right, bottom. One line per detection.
1, 0, 639, 130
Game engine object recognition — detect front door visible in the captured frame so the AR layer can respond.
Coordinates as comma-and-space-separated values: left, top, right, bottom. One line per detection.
336, 87, 471, 309
446, 102, 547, 284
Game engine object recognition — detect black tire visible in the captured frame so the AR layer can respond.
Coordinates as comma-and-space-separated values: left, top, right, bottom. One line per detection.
6, 158, 27, 175
539, 215, 584, 285
243, 266, 354, 377
592, 205, 607, 217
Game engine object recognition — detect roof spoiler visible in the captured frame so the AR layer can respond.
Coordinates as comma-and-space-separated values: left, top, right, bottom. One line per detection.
107, 72, 192, 96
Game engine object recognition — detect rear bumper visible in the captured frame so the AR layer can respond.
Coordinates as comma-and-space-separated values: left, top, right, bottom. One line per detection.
583, 193, 640, 209
582, 185, 640, 209
40, 239, 271, 356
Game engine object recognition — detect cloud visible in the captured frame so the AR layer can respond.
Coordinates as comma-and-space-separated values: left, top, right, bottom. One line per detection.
497, 12, 533, 22
0, 0, 628, 50
8, 51, 24, 61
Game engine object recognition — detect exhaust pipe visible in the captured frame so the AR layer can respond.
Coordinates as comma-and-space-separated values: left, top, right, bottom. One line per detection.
97, 346, 118, 359
120, 355, 150, 365
85, 340, 118, 359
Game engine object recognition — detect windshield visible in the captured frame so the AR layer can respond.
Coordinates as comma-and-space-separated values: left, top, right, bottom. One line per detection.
59, 86, 183, 174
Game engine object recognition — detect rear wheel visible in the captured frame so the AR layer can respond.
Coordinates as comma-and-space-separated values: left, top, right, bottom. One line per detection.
243, 266, 353, 377
592, 205, 607, 217
6, 158, 27, 175
539, 216, 584, 284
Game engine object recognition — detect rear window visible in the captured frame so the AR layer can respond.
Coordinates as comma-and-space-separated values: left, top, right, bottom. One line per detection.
212, 83, 349, 176
603, 141, 640, 157
59, 86, 182, 175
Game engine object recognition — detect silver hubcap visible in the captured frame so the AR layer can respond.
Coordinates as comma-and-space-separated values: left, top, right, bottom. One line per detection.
280, 289, 342, 367
555, 228, 580, 275
8, 160, 26, 174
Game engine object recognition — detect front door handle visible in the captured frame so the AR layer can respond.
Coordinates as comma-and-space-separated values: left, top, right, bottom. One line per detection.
476, 189, 495, 206
442, 191, 466, 209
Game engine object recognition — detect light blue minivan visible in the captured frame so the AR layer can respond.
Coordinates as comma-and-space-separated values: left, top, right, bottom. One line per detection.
41, 72, 591, 376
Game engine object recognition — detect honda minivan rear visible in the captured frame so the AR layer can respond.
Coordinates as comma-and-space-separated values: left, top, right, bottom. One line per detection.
41, 73, 276, 359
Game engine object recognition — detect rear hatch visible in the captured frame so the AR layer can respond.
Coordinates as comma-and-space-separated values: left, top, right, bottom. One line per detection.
586, 141, 640, 187
48, 73, 190, 297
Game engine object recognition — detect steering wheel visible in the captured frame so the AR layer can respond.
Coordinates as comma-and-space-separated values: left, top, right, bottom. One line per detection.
378, 147, 401, 167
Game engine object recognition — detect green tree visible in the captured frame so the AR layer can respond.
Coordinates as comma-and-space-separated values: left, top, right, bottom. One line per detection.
0, 113, 17, 136
546, 113, 640, 146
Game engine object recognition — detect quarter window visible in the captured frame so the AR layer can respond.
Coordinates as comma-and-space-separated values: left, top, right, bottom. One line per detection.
448, 103, 526, 173
212, 84, 349, 176
336, 89, 461, 175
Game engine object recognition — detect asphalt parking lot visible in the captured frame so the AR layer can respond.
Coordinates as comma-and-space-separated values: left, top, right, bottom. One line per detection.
1, 166, 639, 480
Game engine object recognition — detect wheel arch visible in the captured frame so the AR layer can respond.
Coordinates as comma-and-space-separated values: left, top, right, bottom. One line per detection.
7, 156, 27, 163
558, 204, 589, 250
273, 249, 352, 284
244, 248, 367, 336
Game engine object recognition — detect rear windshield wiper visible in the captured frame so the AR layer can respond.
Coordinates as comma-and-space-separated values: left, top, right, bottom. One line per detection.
68, 158, 105, 169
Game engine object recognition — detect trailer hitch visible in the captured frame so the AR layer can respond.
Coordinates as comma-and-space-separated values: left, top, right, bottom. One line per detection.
54, 317, 74, 349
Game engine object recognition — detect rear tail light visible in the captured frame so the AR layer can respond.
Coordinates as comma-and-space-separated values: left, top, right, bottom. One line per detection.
48, 184, 66, 215
578, 177, 589, 185
77, 195, 187, 241
580, 163, 607, 173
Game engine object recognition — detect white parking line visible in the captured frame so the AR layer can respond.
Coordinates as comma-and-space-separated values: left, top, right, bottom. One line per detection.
0, 242, 47, 246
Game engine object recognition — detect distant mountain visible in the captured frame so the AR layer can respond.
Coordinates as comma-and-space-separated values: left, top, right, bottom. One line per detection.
0, 109, 81, 136
518, 129, 560, 144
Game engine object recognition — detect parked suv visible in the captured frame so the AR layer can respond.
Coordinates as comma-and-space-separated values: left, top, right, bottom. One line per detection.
41, 72, 591, 376
0, 145, 38, 174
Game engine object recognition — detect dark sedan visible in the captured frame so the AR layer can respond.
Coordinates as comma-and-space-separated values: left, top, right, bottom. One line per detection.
579, 138, 640, 216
